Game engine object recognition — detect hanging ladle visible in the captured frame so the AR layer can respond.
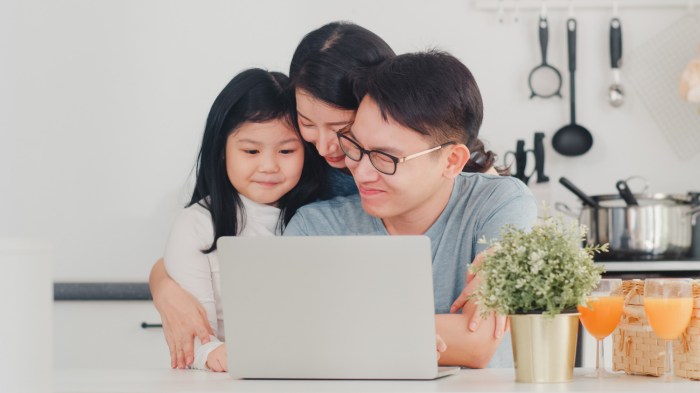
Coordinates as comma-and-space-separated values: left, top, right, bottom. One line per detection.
552, 18, 594, 157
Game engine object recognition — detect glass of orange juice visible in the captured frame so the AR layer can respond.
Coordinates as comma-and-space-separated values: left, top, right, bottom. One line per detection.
577, 278, 623, 378
644, 278, 693, 382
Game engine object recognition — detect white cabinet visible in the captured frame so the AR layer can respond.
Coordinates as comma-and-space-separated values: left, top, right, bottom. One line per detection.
54, 301, 170, 368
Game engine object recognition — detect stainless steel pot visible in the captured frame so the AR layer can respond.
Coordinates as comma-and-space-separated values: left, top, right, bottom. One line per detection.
559, 193, 700, 260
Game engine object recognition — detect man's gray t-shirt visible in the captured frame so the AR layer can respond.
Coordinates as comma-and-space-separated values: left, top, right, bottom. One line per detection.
284, 173, 537, 368
284, 172, 538, 314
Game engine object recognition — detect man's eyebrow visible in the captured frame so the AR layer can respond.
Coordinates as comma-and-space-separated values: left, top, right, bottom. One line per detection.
344, 129, 401, 156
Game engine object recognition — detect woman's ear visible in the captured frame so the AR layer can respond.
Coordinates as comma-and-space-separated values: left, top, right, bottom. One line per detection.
443, 144, 470, 178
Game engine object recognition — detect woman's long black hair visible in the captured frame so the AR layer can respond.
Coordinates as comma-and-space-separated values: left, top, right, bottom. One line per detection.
289, 21, 501, 174
289, 21, 396, 111
189, 68, 324, 253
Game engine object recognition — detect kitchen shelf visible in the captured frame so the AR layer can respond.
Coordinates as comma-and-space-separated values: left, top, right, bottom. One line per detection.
474, 0, 699, 11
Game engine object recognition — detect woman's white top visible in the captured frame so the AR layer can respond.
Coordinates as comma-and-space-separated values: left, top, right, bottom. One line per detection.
164, 194, 281, 370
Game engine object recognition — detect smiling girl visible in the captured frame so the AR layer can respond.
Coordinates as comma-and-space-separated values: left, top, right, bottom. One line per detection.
162, 68, 323, 371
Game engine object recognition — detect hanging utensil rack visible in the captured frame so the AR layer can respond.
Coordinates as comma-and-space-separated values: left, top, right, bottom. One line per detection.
474, 0, 697, 11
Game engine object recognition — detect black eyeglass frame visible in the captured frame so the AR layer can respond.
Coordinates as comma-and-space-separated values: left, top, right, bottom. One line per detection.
336, 131, 456, 175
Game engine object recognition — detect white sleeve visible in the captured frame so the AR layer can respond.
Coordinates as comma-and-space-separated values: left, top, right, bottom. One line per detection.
191, 338, 224, 371
163, 205, 221, 371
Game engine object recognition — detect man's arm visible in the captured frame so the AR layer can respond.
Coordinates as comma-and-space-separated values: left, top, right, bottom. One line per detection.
435, 312, 502, 368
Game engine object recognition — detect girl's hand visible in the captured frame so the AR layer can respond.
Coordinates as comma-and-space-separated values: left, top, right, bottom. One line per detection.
436, 334, 447, 360
206, 345, 228, 372
151, 259, 213, 369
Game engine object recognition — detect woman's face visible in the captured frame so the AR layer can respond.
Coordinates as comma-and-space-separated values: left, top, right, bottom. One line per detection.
225, 119, 305, 206
295, 89, 355, 169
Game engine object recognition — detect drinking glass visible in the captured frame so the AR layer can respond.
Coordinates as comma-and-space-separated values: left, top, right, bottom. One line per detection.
643, 278, 693, 382
577, 278, 624, 378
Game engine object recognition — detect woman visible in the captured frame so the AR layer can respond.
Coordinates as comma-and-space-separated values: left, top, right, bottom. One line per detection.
150, 21, 503, 369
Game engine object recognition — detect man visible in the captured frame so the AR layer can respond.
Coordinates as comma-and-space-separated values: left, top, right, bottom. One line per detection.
283, 50, 538, 367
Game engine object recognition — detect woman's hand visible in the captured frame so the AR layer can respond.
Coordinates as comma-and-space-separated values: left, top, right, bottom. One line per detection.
449, 252, 509, 338
150, 259, 213, 369
436, 334, 447, 360
206, 344, 228, 372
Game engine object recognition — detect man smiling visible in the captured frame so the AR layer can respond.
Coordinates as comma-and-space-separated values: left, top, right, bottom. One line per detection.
283, 50, 538, 368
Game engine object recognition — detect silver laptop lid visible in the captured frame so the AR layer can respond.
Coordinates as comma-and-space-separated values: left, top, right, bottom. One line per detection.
217, 235, 440, 379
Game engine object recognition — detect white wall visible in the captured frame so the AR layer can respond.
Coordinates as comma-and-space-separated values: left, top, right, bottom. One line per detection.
2, 0, 699, 281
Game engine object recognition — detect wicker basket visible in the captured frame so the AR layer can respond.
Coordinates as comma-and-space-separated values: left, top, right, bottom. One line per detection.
612, 279, 700, 380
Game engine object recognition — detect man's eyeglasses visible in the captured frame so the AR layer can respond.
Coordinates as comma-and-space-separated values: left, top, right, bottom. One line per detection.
337, 131, 456, 175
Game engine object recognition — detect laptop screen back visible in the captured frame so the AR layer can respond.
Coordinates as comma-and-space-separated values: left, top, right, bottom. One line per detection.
217, 235, 439, 379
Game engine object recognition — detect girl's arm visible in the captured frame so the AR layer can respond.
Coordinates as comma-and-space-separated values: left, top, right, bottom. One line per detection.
149, 258, 212, 369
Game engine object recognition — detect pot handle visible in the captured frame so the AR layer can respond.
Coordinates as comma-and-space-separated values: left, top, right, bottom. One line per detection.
690, 207, 700, 225
555, 202, 580, 218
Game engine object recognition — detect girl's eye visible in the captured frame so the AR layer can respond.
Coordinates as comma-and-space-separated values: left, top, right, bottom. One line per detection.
243, 149, 259, 155
280, 149, 296, 155
299, 123, 314, 128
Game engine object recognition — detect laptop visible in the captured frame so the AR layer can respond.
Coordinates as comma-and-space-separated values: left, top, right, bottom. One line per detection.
217, 235, 459, 380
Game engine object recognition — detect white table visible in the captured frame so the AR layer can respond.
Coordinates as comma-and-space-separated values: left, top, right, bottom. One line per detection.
55, 368, 698, 393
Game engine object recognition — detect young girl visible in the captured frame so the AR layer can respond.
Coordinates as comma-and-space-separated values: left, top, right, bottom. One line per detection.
163, 68, 323, 371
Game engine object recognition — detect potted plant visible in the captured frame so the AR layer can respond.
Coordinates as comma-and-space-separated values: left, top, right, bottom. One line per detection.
471, 210, 607, 383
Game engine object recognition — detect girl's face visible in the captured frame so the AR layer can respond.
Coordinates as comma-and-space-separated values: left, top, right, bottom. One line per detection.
226, 119, 305, 206
295, 89, 355, 169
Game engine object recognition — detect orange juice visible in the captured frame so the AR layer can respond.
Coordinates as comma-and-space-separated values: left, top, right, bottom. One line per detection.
643, 297, 693, 340
578, 296, 624, 339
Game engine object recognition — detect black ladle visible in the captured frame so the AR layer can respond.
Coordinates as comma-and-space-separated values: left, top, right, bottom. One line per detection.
552, 18, 593, 157
559, 177, 599, 208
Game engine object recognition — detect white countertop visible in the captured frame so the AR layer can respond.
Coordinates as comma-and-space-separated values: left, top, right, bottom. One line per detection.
55, 368, 698, 393
597, 260, 700, 272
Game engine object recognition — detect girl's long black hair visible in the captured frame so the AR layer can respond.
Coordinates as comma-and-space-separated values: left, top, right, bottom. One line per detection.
189, 68, 324, 253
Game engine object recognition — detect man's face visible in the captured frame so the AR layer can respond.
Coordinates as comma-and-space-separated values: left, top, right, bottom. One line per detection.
345, 96, 454, 224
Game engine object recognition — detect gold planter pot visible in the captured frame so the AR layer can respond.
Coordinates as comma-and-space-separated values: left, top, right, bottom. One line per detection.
509, 313, 580, 383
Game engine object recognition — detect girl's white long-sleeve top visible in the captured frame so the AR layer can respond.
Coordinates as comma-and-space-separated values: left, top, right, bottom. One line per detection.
164, 194, 281, 370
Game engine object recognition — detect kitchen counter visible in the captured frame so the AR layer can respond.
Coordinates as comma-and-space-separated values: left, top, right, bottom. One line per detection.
51, 259, 700, 301
598, 260, 700, 273
54, 259, 700, 301
54, 368, 697, 393
54, 282, 151, 300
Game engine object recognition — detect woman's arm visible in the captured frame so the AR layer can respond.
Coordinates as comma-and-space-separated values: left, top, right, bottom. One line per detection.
150, 258, 213, 369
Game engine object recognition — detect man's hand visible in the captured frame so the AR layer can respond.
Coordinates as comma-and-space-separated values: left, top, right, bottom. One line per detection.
436, 334, 447, 360
449, 252, 508, 338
